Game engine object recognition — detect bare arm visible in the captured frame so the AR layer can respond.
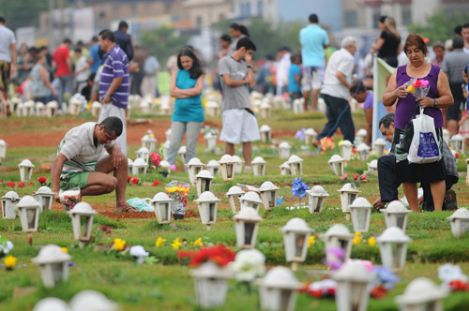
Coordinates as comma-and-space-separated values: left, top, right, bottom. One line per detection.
222, 73, 249, 87
435, 71, 454, 108
371, 38, 384, 53
335, 71, 351, 90
383, 70, 406, 107
106, 77, 123, 96
39, 66, 56, 95
10, 43, 17, 77
175, 75, 205, 97
51, 153, 67, 194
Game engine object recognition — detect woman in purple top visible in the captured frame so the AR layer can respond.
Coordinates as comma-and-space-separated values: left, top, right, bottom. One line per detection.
351, 81, 373, 145
383, 34, 453, 212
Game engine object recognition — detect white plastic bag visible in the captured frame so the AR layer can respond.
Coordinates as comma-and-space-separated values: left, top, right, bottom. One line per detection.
407, 108, 441, 163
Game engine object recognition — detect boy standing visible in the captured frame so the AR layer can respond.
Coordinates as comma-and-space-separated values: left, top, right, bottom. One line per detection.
218, 37, 259, 169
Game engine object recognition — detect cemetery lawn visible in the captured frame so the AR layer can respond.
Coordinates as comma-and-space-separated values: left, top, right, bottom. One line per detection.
1, 111, 469, 311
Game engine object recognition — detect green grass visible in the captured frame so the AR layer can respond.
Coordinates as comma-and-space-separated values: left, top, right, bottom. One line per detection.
1, 111, 469, 310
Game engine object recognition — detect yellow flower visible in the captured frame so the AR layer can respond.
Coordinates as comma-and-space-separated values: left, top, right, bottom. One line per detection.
4, 255, 17, 270
193, 238, 203, 248
352, 232, 362, 245
171, 238, 181, 250
155, 237, 166, 248
367, 236, 377, 247
307, 236, 316, 248
61, 247, 68, 254
113, 238, 126, 251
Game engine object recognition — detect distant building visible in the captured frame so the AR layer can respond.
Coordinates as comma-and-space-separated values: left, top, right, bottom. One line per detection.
182, 0, 233, 29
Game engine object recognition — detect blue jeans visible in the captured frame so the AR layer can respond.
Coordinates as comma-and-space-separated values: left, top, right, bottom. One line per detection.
318, 94, 355, 142
56, 76, 72, 108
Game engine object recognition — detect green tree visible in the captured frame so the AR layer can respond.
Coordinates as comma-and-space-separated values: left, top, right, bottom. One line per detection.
140, 27, 189, 68
409, 11, 469, 43
0, 0, 48, 30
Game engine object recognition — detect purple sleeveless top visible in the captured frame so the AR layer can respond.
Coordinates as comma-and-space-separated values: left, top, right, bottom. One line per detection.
394, 64, 442, 129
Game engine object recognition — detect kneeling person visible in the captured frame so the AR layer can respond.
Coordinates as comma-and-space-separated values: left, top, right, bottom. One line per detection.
51, 117, 130, 212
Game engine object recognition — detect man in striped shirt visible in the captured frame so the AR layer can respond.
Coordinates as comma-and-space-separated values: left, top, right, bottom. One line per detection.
51, 117, 132, 212
98, 29, 129, 155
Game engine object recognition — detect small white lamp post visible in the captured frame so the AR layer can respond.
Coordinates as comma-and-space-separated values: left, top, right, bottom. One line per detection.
35, 102, 45, 116
195, 169, 213, 196
328, 154, 345, 176
259, 101, 271, 119
259, 125, 272, 143
381, 200, 410, 232
16, 195, 41, 232
219, 154, 236, 181
304, 128, 317, 145
373, 138, 386, 156
18, 159, 34, 182
252, 156, 267, 176
449, 134, 464, 153
127, 158, 133, 175
160, 96, 171, 115
280, 162, 291, 175
234, 207, 262, 249
0, 139, 6, 161
367, 159, 378, 176
278, 141, 291, 159
69, 97, 82, 115
159, 160, 171, 176
240, 191, 263, 212
205, 100, 220, 117
447, 208, 469, 238
151, 192, 173, 224
333, 260, 373, 311
130, 245, 149, 264
226, 186, 245, 213
292, 98, 304, 113
337, 183, 360, 214
32, 244, 72, 288
68, 202, 97, 242
377, 226, 411, 271
349, 197, 373, 232
287, 155, 303, 177
132, 158, 147, 175
356, 143, 370, 161
322, 224, 353, 262
1, 191, 19, 219
259, 181, 279, 210
191, 262, 231, 309
232, 155, 244, 174
395, 278, 447, 311
34, 186, 55, 211
206, 160, 220, 176
187, 157, 205, 185
33, 297, 70, 311
204, 132, 217, 152
282, 218, 313, 265
178, 145, 186, 163
46, 101, 58, 117
307, 185, 329, 213
141, 134, 157, 152
91, 101, 102, 117
136, 146, 150, 164
355, 128, 367, 145
259, 266, 299, 311
340, 140, 353, 161
70, 290, 119, 311
24, 100, 35, 116
195, 191, 220, 228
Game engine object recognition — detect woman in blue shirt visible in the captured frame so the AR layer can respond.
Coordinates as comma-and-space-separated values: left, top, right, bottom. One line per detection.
167, 47, 205, 165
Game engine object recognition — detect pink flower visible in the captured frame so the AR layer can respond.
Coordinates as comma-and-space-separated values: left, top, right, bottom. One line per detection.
149, 152, 161, 166
170, 164, 177, 171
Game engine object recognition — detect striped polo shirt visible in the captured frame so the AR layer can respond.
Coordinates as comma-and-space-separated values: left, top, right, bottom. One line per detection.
99, 45, 129, 109
58, 122, 114, 178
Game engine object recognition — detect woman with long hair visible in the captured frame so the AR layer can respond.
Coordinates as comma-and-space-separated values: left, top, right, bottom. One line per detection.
371, 17, 401, 67
167, 47, 205, 166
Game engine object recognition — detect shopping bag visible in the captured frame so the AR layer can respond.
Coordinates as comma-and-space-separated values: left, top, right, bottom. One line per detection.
407, 108, 441, 163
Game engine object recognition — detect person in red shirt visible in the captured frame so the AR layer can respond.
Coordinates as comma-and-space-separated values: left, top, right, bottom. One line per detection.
53, 38, 72, 109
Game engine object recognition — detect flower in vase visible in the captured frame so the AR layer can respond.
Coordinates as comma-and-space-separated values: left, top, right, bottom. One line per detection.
4, 255, 17, 270
155, 237, 166, 248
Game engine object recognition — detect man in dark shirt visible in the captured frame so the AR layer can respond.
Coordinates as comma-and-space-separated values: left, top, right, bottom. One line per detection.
114, 21, 133, 61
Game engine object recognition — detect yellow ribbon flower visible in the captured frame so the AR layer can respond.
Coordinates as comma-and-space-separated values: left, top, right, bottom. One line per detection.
155, 237, 166, 248
61, 247, 69, 254
367, 236, 377, 247
113, 238, 126, 251
193, 238, 203, 248
171, 238, 181, 250
307, 236, 316, 248
4, 255, 17, 270
352, 232, 362, 245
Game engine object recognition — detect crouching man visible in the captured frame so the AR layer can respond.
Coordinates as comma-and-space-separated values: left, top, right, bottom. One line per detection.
51, 116, 132, 212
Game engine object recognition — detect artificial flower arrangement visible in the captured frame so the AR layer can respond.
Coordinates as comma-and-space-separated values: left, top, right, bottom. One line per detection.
165, 181, 190, 219
438, 264, 469, 293
286, 178, 309, 210
406, 78, 430, 99
0, 235, 16, 271
229, 249, 266, 283
155, 236, 205, 251
2, 181, 32, 188
177, 244, 235, 268
149, 152, 161, 168
37, 176, 48, 185
127, 176, 141, 186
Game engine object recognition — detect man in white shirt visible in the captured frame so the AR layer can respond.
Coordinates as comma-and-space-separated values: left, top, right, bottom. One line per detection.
462, 23, 469, 54
317, 37, 358, 142
0, 16, 17, 117
275, 47, 291, 95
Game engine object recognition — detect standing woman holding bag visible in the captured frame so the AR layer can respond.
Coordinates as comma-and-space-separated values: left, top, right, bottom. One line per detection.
167, 47, 205, 166
383, 34, 453, 212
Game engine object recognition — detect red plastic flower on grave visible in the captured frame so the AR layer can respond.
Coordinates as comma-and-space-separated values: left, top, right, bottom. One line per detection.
37, 176, 48, 185
149, 152, 161, 167
178, 245, 235, 268
6, 181, 15, 188
454, 152, 460, 159
131, 177, 140, 185
17, 182, 25, 188
370, 285, 388, 298
449, 280, 469, 292
152, 180, 162, 187
360, 174, 368, 183
352, 173, 360, 181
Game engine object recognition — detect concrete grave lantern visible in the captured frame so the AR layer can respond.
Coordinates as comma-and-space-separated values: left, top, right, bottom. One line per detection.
195, 169, 213, 196
130, 245, 149, 264
136, 146, 150, 164
69, 96, 83, 115
278, 141, 291, 159
304, 128, 317, 145
259, 266, 300, 311
259, 101, 272, 119
23, 100, 35, 116
8, 96, 20, 114
34, 186, 55, 211
1, 191, 20, 219
340, 140, 353, 161
206, 160, 220, 176
322, 224, 354, 262
234, 207, 262, 249
159, 160, 171, 176
447, 208, 469, 238
328, 154, 345, 176
395, 277, 446, 311
281, 218, 313, 264
35, 102, 45, 116
280, 162, 291, 176
377, 226, 411, 271
355, 128, 367, 145
337, 183, 360, 214
287, 155, 303, 177
16, 195, 41, 232
195, 191, 220, 228
191, 262, 231, 309
68, 202, 97, 242
33, 297, 70, 311
205, 100, 220, 117
373, 138, 386, 156
18, 159, 34, 182
91, 101, 102, 117
356, 143, 371, 161
333, 260, 373, 311
381, 200, 410, 232
70, 290, 119, 311
187, 157, 205, 185
367, 159, 378, 176
259, 125, 272, 143
240, 191, 263, 212
252, 156, 267, 176
132, 158, 147, 175
349, 197, 373, 232
46, 100, 59, 117
219, 154, 236, 181
32, 244, 72, 288
259, 181, 279, 210
204, 132, 217, 152
292, 98, 304, 114
177, 145, 186, 164
141, 134, 157, 152
151, 192, 173, 224
307, 185, 329, 213
449, 134, 464, 153
160, 96, 171, 115
232, 155, 244, 174
127, 158, 133, 175
226, 186, 245, 213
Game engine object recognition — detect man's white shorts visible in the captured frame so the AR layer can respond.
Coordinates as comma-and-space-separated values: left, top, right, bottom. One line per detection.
301, 66, 323, 92
220, 109, 260, 144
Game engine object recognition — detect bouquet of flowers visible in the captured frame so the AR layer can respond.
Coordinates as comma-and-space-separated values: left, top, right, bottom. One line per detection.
59, 188, 81, 211
177, 244, 235, 268
229, 249, 265, 283
406, 78, 430, 99
165, 181, 190, 219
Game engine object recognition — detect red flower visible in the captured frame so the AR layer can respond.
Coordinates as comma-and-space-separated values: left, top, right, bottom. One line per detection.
37, 176, 48, 184
360, 174, 368, 182
177, 245, 235, 268
99, 225, 112, 235
454, 152, 460, 159
352, 173, 359, 181
149, 152, 161, 167
127, 176, 132, 183
6, 181, 15, 188
17, 182, 25, 188
131, 177, 140, 185
152, 180, 162, 187
370, 285, 388, 298
449, 280, 469, 292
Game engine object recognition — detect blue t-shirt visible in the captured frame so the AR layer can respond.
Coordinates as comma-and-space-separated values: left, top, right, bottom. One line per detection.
172, 70, 204, 123
299, 24, 329, 68
89, 43, 102, 74
288, 64, 301, 93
